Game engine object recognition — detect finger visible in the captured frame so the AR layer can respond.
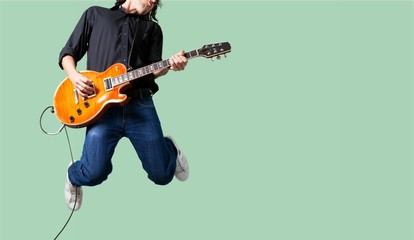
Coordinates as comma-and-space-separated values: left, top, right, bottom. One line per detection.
169, 52, 187, 71
75, 83, 87, 96
176, 53, 188, 66
76, 80, 94, 95
79, 76, 93, 87
174, 56, 187, 70
169, 57, 179, 70
85, 79, 94, 86
171, 62, 183, 71
75, 85, 88, 97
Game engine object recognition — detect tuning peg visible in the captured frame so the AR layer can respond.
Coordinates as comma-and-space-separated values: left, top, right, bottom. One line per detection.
216, 55, 221, 60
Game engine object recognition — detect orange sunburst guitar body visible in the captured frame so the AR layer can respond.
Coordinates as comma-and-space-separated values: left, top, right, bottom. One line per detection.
53, 63, 129, 128
53, 42, 232, 128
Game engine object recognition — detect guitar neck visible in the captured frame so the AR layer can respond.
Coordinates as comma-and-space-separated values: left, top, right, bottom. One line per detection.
109, 49, 200, 87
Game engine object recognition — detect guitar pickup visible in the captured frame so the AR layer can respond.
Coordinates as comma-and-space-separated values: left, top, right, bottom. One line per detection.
103, 77, 113, 91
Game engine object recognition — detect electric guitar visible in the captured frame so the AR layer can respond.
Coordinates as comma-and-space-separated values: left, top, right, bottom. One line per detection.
53, 42, 231, 128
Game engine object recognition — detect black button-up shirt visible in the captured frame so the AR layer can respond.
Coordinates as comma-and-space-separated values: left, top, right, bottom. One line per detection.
59, 5, 163, 93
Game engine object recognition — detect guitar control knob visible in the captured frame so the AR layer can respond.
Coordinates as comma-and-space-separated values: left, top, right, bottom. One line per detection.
84, 102, 90, 108
77, 108, 82, 115
69, 116, 75, 123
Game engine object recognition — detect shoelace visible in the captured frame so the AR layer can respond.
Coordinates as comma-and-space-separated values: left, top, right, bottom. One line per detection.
67, 184, 81, 202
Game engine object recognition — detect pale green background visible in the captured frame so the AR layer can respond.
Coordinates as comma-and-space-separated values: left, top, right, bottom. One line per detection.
0, 1, 413, 239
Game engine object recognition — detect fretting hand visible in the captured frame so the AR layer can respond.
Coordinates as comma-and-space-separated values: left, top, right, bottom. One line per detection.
169, 50, 188, 71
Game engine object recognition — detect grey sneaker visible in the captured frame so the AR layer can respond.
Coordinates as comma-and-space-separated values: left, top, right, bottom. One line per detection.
65, 164, 82, 211
166, 136, 189, 181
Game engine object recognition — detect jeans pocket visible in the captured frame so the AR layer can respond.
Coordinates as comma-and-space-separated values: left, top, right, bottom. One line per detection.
135, 96, 155, 108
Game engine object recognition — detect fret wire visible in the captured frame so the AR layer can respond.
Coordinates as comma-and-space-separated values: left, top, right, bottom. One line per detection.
163, 60, 170, 67
113, 53, 199, 85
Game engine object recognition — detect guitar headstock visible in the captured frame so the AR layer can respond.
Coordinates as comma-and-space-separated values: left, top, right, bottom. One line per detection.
198, 42, 231, 60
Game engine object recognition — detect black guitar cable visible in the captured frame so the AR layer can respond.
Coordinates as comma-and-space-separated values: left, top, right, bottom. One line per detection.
39, 106, 79, 240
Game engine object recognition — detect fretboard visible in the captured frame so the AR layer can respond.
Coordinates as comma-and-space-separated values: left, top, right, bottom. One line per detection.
109, 49, 200, 87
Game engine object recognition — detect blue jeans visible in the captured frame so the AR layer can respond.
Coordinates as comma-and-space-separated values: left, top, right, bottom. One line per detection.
68, 95, 177, 186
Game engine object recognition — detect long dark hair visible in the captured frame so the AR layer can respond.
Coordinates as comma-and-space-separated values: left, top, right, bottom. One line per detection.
115, 0, 162, 21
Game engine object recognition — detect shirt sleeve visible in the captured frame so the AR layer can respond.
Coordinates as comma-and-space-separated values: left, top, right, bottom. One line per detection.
58, 7, 94, 69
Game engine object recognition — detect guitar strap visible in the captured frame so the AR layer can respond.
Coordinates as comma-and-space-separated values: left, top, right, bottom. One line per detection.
127, 17, 150, 71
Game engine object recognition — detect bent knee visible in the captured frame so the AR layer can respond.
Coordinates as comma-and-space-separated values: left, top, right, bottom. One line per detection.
149, 173, 174, 186
83, 166, 112, 186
